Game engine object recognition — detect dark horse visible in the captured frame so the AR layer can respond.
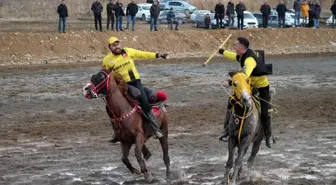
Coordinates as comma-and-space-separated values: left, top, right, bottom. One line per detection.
223, 72, 275, 185
83, 69, 170, 182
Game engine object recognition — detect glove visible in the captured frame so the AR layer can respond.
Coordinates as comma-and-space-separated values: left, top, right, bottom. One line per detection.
218, 48, 225, 55
157, 53, 168, 59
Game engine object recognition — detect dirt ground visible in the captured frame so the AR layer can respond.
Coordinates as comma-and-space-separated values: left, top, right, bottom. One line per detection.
0, 56, 335, 185
0, 19, 336, 67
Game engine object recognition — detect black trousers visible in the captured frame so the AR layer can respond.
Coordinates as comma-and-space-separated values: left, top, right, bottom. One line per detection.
127, 79, 152, 113
216, 15, 223, 28
262, 15, 269, 28
107, 13, 115, 30
237, 15, 244, 29
278, 15, 285, 28
94, 14, 102, 31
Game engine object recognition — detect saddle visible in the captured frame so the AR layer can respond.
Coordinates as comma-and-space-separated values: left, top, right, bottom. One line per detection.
124, 85, 168, 116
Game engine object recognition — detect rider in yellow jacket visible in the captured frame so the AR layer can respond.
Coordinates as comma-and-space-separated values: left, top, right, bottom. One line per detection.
219, 37, 272, 148
103, 36, 168, 143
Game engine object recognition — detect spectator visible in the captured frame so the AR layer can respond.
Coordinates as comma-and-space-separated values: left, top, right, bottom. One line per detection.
57, 0, 68, 33
293, 0, 301, 27
204, 13, 211, 29
215, 0, 225, 29
308, 0, 314, 27
106, 0, 116, 31
167, 8, 179, 30
226, 0, 235, 28
301, 0, 309, 27
115, 0, 125, 32
276, 0, 287, 28
331, 0, 336, 28
91, 0, 103, 32
313, 1, 321, 28
150, 1, 160, 32
260, 1, 271, 28
126, 0, 138, 31
235, 0, 246, 30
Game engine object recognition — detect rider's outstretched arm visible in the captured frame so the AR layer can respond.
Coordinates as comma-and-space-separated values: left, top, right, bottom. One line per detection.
124, 48, 157, 59
219, 49, 237, 61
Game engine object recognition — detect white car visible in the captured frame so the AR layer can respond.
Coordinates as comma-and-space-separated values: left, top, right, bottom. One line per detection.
136, 3, 152, 20
190, 10, 211, 23
233, 11, 258, 29
326, 15, 334, 26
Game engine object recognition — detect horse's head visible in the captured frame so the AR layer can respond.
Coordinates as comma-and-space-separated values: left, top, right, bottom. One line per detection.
83, 69, 128, 99
230, 71, 252, 107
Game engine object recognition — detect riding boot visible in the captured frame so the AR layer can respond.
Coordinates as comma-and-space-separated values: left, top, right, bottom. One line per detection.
219, 110, 231, 141
146, 110, 164, 139
263, 119, 272, 148
109, 120, 120, 143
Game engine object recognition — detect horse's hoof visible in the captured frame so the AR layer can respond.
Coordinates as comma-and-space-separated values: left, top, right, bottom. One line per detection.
145, 172, 154, 183
132, 168, 142, 175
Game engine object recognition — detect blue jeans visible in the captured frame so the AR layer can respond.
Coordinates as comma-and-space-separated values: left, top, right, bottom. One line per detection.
126, 15, 136, 30
58, 17, 66, 33
294, 11, 300, 26
150, 16, 158, 31
314, 18, 319, 28
116, 16, 123, 31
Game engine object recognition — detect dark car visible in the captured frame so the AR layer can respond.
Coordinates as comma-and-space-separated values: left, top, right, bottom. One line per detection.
194, 13, 226, 28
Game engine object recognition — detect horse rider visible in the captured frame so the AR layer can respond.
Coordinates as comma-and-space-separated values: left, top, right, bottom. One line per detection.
218, 37, 273, 148
103, 36, 168, 143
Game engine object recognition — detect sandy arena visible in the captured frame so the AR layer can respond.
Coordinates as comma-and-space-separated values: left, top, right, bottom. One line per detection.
0, 55, 336, 185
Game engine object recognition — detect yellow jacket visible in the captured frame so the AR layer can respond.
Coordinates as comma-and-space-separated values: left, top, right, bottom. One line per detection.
103, 48, 157, 82
223, 50, 269, 88
301, 3, 309, 17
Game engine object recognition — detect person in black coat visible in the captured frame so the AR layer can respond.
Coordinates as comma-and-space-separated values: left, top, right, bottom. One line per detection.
57, 0, 68, 33
91, 0, 103, 31
226, 0, 235, 28
260, 1, 271, 28
126, 0, 138, 31
235, 0, 246, 30
115, 0, 125, 31
331, 0, 336, 28
106, 0, 116, 31
276, 0, 287, 28
215, 1, 225, 28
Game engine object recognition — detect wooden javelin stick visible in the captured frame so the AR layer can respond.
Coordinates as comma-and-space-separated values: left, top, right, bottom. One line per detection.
202, 34, 232, 67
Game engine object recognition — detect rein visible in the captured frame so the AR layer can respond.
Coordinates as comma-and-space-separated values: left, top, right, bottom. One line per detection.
232, 104, 254, 145
91, 71, 137, 123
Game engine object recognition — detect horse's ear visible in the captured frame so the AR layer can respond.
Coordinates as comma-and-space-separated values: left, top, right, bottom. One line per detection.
228, 71, 237, 77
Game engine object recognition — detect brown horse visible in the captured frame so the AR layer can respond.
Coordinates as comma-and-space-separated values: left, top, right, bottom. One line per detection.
83, 69, 170, 182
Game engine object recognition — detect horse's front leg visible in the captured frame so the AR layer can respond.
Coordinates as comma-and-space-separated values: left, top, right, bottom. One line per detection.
121, 142, 141, 174
223, 138, 236, 185
238, 146, 249, 179
135, 132, 153, 183
231, 140, 249, 185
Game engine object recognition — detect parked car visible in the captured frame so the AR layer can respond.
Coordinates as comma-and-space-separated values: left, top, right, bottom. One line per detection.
161, 1, 197, 15
232, 11, 258, 29
253, 13, 263, 26
326, 15, 334, 26
268, 15, 294, 27
190, 10, 212, 23
136, 3, 152, 21
146, 10, 187, 24
194, 13, 226, 29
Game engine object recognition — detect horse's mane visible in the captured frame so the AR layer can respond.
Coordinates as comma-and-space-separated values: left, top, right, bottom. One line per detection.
111, 72, 128, 96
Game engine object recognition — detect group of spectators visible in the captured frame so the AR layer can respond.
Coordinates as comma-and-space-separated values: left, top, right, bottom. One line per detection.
57, 0, 336, 33
210, 0, 245, 30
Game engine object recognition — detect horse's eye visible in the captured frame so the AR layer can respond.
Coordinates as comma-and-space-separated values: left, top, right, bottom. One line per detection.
246, 78, 249, 83
233, 81, 238, 87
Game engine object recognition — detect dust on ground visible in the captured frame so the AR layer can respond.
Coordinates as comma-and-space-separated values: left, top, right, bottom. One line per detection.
0, 56, 335, 185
